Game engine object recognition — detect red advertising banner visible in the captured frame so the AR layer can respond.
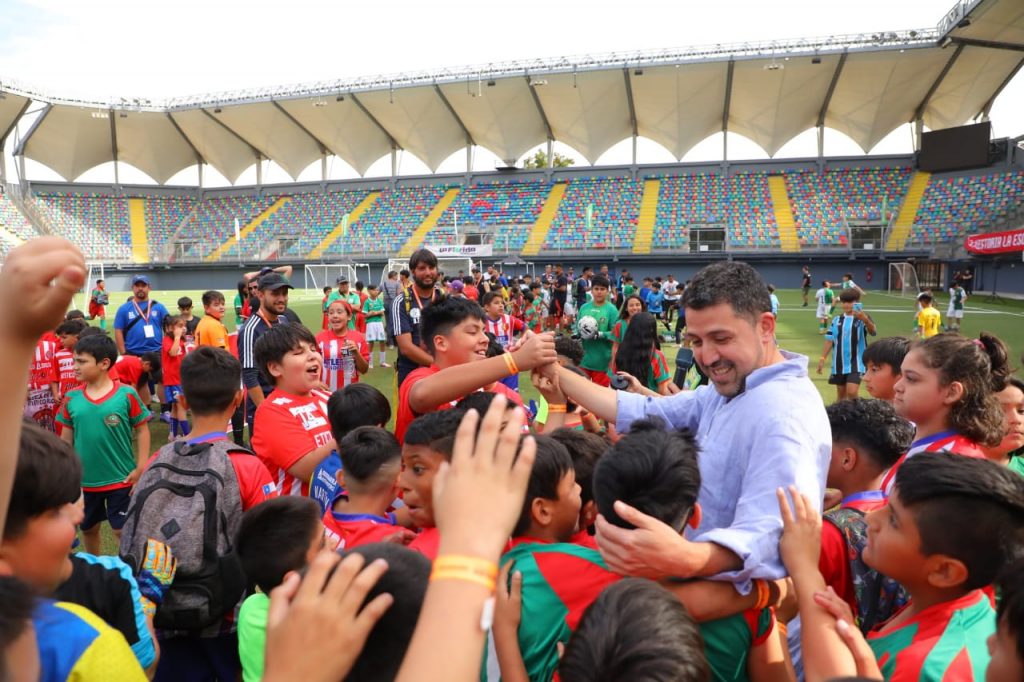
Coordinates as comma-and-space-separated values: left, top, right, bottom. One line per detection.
964, 228, 1024, 255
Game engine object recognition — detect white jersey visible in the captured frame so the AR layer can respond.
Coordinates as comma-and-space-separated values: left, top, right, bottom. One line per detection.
815, 288, 830, 317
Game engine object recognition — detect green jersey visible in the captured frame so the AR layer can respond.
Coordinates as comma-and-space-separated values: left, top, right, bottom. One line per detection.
362, 296, 385, 320
700, 608, 774, 682
577, 301, 619, 373
56, 383, 150, 488
1008, 453, 1024, 477
950, 286, 966, 311
238, 593, 269, 682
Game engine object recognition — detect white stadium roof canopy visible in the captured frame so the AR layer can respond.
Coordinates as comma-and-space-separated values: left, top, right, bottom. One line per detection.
2, 0, 1022, 184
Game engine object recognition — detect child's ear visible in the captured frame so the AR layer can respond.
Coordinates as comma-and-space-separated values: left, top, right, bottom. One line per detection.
925, 554, 970, 590
267, 361, 284, 379
687, 502, 703, 530
433, 334, 448, 354
942, 381, 965, 406
532, 497, 552, 527
335, 470, 346, 489
841, 447, 859, 472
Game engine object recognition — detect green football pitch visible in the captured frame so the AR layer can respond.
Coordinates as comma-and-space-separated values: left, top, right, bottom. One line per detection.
93, 286, 1024, 555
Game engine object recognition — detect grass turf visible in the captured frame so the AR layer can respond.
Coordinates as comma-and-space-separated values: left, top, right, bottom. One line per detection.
94, 286, 1024, 554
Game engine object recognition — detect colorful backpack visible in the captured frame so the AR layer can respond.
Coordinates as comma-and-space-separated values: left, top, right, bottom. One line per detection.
824, 507, 910, 633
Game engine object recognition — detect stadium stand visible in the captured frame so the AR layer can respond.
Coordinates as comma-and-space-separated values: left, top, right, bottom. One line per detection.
272, 189, 374, 259
144, 196, 198, 260
785, 168, 911, 247
33, 192, 134, 261
10, 164, 1022, 262
910, 170, 1024, 245
545, 177, 642, 251
432, 180, 552, 252
326, 185, 449, 256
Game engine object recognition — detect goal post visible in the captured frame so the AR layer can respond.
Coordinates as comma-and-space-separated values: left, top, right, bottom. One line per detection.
381, 257, 476, 286
73, 262, 106, 311
887, 262, 920, 297
304, 263, 357, 295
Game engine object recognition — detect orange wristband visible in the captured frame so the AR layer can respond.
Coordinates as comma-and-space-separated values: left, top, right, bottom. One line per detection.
503, 352, 520, 377
547, 404, 567, 413
754, 579, 770, 611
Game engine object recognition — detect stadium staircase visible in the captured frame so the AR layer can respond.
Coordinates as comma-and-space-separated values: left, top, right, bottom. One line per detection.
885, 171, 931, 251
205, 196, 291, 262
397, 188, 461, 258
632, 179, 660, 254
308, 191, 381, 259
522, 183, 567, 256
128, 198, 151, 264
767, 176, 800, 253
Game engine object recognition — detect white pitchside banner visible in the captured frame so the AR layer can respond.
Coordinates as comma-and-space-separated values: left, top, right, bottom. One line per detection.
424, 244, 493, 257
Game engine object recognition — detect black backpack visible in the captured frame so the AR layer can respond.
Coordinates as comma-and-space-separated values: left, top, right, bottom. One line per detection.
119, 439, 247, 631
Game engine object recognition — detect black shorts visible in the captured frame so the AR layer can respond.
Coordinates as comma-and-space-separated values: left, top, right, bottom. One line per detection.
82, 487, 132, 531
802, 285, 811, 294
828, 372, 862, 386
549, 298, 565, 317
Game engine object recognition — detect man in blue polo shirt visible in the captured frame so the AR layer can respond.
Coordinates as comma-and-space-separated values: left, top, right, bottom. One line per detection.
114, 275, 169, 357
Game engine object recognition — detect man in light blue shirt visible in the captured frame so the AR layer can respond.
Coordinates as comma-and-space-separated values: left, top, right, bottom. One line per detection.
539, 261, 830, 591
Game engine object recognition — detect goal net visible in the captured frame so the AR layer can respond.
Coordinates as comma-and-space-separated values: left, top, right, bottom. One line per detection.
304, 263, 357, 295
887, 262, 920, 297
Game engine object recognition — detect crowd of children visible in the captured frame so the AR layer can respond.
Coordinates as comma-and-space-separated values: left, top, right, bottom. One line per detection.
2, 238, 1023, 682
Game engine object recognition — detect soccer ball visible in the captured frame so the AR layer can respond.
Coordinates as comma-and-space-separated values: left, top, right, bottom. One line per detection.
577, 316, 599, 340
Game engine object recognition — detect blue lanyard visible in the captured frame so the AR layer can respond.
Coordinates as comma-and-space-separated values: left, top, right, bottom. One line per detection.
841, 490, 886, 507
910, 430, 957, 450
187, 432, 227, 445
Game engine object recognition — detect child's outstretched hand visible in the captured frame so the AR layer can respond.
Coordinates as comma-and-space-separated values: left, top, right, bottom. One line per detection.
0, 237, 85, 343
263, 551, 392, 682
776, 485, 822, 580
814, 586, 883, 680
432, 395, 536, 561
530, 366, 564, 404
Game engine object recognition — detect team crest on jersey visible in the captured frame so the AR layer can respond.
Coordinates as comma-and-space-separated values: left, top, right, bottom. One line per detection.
104, 414, 122, 427
289, 403, 328, 430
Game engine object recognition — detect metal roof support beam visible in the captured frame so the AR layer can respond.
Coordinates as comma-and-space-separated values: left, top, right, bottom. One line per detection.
817, 52, 847, 128
722, 61, 735, 161
525, 75, 555, 144
166, 113, 206, 167
914, 43, 964, 121
623, 68, 639, 167
977, 56, 1024, 120
0, 98, 31, 148
349, 93, 401, 151
271, 101, 330, 154
200, 109, 262, 163
950, 37, 1024, 53
12, 103, 51, 157
433, 85, 476, 147
109, 110, 119, 185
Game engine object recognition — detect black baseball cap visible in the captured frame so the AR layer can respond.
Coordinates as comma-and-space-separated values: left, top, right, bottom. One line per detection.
258, 273, 293, 291
335, 276, 349, 285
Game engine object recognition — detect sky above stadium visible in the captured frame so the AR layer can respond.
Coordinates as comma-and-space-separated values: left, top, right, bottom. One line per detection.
2, 0, 1022, 182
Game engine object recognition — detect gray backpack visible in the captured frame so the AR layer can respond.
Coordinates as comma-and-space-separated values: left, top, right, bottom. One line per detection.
119, 439, 247, 631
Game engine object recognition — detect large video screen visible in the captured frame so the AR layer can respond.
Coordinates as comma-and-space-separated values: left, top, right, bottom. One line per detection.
919, 121, 991, 173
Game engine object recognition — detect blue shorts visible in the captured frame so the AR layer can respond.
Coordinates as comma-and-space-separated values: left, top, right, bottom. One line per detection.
82, 487, 132, 531
164, 385, 183, 404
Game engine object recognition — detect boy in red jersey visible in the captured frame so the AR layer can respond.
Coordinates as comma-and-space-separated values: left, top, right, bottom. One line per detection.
315, 299, 368, 391
394, 296, 554, 443
57, 334, 151, 555
161, 315, 189, 439
251, 325, 335, 496
399, 409, 465, 560
819, 399, 913, 629
26, 332, 60, 432
782, 453, 1024, 681
322, 427, 405, 550
52, 319, 87, 402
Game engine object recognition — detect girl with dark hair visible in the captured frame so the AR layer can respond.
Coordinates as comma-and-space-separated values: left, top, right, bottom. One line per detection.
612, 312, 677, 397
882, 331, 1013, 492
611, 295, 645, 362
234, 279, 251, 325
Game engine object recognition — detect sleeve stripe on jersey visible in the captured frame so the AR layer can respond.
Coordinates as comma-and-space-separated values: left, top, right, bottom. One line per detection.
391, 295, 404, 335
240, 319, 257, 367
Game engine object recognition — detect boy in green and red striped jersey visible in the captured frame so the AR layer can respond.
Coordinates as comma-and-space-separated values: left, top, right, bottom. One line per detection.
796, 453, 1024, 681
